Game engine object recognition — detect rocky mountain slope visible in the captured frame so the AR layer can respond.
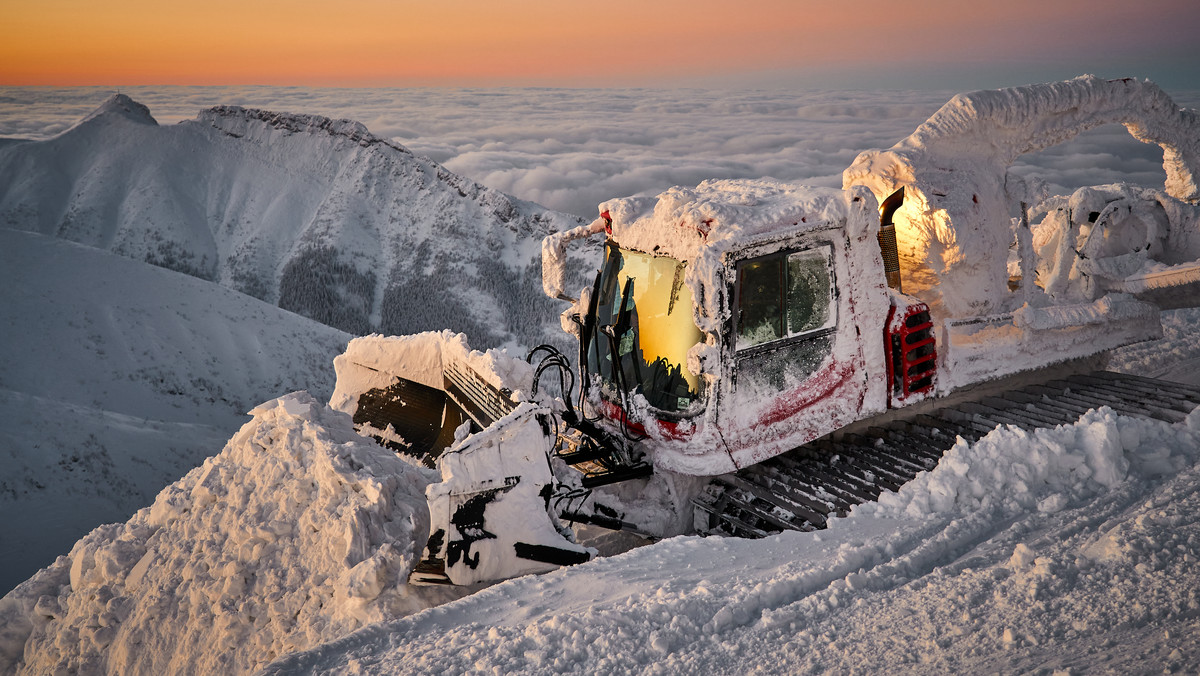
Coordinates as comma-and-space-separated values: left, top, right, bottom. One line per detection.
0, 95, 587, 348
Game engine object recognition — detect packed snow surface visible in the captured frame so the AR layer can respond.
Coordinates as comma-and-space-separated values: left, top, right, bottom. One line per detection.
1110, 307, 1200, 386
266, 404, 1200, 675
0, 393, 464, 675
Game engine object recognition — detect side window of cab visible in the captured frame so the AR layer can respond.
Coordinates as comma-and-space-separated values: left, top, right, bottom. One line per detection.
734, 244, 838, 388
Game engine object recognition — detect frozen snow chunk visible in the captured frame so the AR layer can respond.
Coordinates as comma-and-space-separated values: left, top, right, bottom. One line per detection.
248, 390, 315, 418
1038, 493, 1068, 514
1077, 415, 1129, 487
124, 550, 155, 591
1009, 543, 1037, 571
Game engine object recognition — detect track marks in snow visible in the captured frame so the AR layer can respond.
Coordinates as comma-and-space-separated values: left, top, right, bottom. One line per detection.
266, 407, 1200, 674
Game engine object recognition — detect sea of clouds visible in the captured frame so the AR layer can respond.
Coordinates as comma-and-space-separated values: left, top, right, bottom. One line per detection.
2, 85, 1194, 217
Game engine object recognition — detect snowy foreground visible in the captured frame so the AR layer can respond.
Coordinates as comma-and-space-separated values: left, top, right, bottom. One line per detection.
2, 351, 1200, 673
0, 393, 466, 674
264, 405, 1200, 674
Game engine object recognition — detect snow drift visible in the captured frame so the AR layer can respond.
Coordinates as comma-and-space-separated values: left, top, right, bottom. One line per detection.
0, 94, 588, 348
0, 392, 461, 675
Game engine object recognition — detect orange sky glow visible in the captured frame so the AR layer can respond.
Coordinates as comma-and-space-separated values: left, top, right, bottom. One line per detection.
3, 0, 1198, 87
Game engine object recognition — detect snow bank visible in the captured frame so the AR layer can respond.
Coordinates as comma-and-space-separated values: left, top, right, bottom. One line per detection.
862, 406, 1200, 520
844, 75, 1200, 317
0, 392, 461, 675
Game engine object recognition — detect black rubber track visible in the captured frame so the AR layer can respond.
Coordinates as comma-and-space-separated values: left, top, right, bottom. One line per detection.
694, 372, 1200, 537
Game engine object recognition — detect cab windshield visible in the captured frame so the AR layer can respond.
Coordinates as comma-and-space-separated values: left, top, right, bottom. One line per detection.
586, 243, 704, 414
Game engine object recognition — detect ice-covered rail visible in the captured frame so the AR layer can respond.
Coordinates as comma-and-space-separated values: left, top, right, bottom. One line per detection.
693, 372, 1200, 537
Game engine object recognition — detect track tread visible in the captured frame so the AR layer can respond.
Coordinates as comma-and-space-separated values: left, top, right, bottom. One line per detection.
694, 372, 1200, 537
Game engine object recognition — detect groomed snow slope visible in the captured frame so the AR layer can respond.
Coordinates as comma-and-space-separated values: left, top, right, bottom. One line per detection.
265, 405, 1200, 675
0, 393, 466, 676
0, 95, 588, 348
0, 228, 349, 593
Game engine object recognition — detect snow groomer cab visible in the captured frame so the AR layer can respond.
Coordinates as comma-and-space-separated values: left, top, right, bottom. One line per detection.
543, 179, 935, 479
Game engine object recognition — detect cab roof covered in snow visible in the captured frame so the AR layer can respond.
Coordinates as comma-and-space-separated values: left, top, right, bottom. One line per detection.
598, 179, 878, 266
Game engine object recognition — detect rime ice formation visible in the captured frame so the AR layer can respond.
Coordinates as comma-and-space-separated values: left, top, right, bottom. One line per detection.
0, 393, 463, 676
844, 75, 1200, 317
574, 179, 890, 475
595, 179, 880, 335
0, 94, 587, 347
330, 332, 536, 416
1028, 182, 1200, 306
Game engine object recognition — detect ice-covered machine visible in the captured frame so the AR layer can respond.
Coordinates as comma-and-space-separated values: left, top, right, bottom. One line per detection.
332, 76, 1200, 585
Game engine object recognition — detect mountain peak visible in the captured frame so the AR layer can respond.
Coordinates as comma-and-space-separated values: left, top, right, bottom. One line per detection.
81, 94, 159, 126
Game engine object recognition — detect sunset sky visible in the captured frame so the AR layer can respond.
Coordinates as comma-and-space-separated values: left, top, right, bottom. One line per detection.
4, 0, 1199, 89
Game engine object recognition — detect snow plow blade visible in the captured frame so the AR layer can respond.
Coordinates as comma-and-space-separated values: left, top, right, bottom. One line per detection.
330, 334, 593, 585
349, 376, 465, 462
330, 332, 523, 466
412, 405, 593, 586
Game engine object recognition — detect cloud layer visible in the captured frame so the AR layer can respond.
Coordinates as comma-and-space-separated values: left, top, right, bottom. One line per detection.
2, 85, 1195, 217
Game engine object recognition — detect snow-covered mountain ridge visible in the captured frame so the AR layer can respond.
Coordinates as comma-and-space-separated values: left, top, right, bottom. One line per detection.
0, 94, 588, 347
200, 105, 402, 149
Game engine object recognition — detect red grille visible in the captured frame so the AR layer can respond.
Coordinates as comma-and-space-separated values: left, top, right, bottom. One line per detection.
885, 302, 936, 406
